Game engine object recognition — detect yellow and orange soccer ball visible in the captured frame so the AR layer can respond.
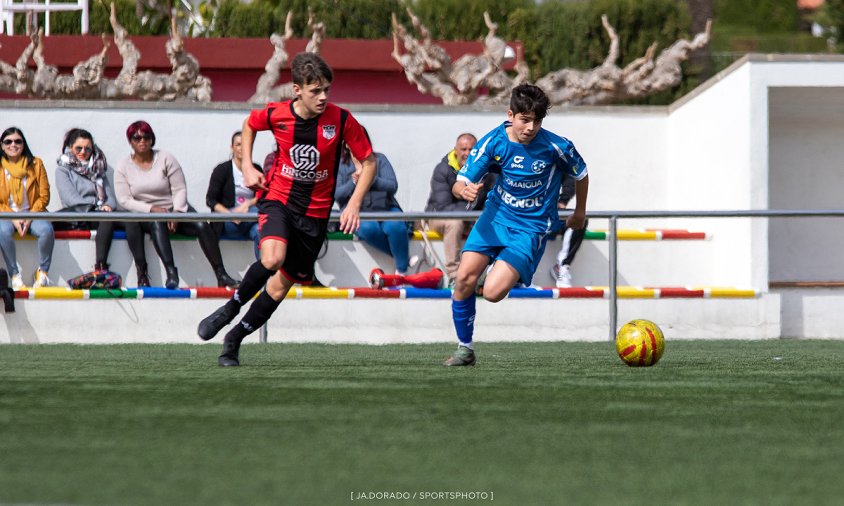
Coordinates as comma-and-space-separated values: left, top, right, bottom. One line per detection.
616, 319, 665, 367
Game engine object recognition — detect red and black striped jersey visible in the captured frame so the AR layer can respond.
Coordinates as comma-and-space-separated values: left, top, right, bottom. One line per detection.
248, 100, 372, 219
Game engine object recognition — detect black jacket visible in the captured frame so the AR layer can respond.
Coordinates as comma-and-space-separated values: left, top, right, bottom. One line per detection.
206, 160, 262, 211
206, 160, 262, 235
559, 173, 577, 206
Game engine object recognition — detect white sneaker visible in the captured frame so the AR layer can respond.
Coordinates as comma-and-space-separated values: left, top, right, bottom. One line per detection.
11, 273, 24, 290
32, 269, 50, 288
550, 264, 572, 288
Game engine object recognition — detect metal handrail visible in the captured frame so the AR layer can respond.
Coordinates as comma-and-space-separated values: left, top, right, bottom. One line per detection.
5, 208, 844, 222
6, 208, 836, 341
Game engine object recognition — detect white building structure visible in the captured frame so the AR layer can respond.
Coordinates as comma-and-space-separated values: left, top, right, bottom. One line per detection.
2, 54, 844, 343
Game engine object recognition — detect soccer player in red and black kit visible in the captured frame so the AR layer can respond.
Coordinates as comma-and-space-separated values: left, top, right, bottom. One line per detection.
197, 53, 376, 366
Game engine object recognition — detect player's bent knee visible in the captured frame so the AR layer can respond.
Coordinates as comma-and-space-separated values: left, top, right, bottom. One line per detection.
483, 290, 508, 303
455, 269, 479, 287
452, 281, 476, 299
260, 255, 284, 271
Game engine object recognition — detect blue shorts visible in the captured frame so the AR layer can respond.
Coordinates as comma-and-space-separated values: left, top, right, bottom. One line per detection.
462, 211, 549, 286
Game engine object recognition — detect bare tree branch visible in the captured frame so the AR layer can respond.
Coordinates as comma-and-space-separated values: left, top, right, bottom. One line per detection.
305, 8, 326, 54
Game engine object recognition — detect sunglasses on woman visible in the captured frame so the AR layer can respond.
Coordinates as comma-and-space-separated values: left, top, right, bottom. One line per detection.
73, 146, 93, 154
2, 139, 23, 146
131, 135, 151, 142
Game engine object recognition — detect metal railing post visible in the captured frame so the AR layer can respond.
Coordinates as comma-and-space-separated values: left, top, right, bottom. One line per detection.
260, 324, 268, 344
608, 215, 618, 341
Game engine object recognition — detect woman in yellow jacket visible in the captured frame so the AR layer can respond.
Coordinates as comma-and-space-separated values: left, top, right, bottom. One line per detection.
0, 127, 54, 289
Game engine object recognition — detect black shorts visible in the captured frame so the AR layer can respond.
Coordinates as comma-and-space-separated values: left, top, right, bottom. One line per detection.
257, 200, 327, 285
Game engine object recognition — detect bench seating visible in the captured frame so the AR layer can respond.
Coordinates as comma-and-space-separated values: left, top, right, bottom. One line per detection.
5, 226, 721, 291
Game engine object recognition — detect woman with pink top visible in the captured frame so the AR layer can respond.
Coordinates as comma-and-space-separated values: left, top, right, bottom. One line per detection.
114, 121, 239, 290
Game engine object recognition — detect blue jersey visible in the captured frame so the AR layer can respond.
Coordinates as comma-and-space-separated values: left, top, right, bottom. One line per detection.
458, 122, 587, 234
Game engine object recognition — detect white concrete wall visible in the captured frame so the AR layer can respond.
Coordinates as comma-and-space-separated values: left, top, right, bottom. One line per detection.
768, 87, 844, 282
752, 61, 844, 287
3, 296, 779, 344
0, 105, 666, 215
667, 63, 756, 287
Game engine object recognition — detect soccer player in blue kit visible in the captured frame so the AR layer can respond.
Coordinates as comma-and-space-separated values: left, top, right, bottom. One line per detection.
445, 83, 589, 366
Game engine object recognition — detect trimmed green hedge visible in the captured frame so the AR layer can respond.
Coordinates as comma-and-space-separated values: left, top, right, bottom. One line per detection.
713, 0, 799, 34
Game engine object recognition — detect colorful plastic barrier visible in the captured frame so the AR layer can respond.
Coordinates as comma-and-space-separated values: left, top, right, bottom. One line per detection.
12, 228, 710, 242
12, 285, 760, 300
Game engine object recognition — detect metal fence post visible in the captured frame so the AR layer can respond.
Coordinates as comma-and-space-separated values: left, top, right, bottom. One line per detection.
260, 324, 268, 344
609, 215, 618, 341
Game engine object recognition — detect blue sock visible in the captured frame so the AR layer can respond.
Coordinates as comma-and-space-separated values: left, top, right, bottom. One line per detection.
451, 296, 476, 348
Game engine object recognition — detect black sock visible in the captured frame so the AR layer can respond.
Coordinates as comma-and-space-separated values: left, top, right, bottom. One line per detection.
230, 261, 277, 309
227, 290, 284, 342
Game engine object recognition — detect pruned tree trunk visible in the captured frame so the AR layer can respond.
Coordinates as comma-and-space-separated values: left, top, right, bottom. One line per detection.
249, 11, 295, 103
391, 9, 522, 105
249, 10, 324, 104
105, 3, 212, 101
0, 2, 211, 101
391, 10, 712, 106
536, 16, 712, 105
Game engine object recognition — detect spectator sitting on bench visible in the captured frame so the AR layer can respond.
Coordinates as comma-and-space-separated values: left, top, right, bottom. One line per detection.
423, 133, 496, 288
54, 127, 122, 274
335, 127, 411, 276
206, 130, 261, 260
114, 120, 240, 289
0, 127, 54, 290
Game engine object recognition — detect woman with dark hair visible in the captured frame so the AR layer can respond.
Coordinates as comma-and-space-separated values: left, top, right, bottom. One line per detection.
0, 127, 54, 289
114, 120, 239, 289
206, 130, 261, 260
54, 128, 119, 272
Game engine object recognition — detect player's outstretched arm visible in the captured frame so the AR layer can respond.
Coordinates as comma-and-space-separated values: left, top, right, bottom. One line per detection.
339, 153, 377, 234
240, 119, 266, 191
565, 174, 589, 229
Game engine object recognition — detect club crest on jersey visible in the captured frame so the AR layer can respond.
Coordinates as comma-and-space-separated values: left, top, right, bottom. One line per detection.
322, 125, 336, 140
531, 160, 547, 173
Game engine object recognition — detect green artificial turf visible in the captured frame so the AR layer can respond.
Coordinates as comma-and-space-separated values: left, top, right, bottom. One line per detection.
0, 341, 842, 505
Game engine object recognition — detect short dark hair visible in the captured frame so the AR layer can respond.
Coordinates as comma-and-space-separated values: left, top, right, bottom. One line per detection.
231, 130, 242, 146
509, 84, 550, 121
126, 120, 156, 146
291, 52, 333, 86
0, 127, 35, 168
63, 128, 94, 150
